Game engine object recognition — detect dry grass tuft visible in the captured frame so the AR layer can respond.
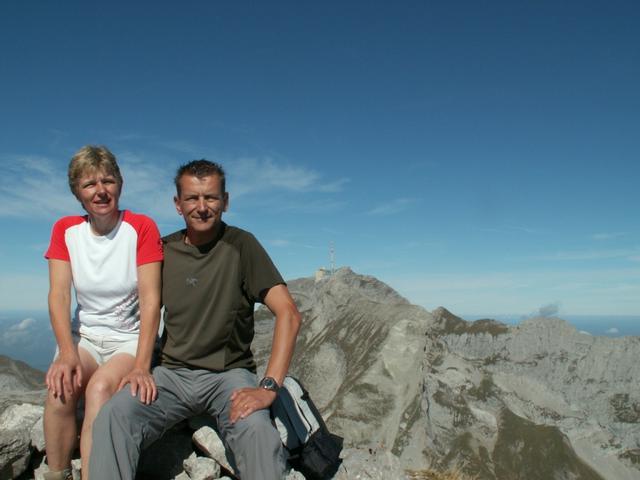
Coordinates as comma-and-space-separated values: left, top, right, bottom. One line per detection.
405, 468, 467, 480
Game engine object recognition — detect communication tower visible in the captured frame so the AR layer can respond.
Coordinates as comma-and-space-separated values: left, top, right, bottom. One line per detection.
330, 241, 335, 274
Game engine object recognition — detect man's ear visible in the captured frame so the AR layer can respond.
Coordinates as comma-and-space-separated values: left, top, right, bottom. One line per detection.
174, 196, 182, 216
223, 192, 229, 212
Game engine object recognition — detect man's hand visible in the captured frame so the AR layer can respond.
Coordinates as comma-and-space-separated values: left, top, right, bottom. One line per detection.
46, 352, 83, 399
118, 368, 158, 405
229, 387, 277, 423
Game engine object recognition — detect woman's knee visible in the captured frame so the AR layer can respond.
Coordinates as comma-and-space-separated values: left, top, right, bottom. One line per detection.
85, 376, 118, 404
45, 390, 78, 415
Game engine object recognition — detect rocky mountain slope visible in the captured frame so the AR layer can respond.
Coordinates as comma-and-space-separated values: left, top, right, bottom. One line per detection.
2, 267, 639, 479
0, 356, 46, 414
254, 267, 640, 480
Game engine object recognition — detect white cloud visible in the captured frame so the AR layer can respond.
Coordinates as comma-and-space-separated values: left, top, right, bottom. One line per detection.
367, 197, 417, 216
606, 327, 619, 334
13, 317, 36, 331
534, 302, 561, 318
1, 317, 38, 346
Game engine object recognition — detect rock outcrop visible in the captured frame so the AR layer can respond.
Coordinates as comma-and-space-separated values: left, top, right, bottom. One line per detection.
0, 356, 46, 479
423, 308, 640, 480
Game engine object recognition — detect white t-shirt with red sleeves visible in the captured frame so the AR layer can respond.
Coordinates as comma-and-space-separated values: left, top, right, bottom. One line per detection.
45, 210, 163, 338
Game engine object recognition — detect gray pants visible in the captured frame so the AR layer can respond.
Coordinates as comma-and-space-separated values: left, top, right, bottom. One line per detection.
89, 366, 285, 480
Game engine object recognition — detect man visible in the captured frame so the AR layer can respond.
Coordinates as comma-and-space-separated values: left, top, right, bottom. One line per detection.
90, 160, 301, 480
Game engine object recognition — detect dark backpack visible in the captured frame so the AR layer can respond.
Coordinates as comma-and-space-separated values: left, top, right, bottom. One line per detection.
270, 376, 343, 479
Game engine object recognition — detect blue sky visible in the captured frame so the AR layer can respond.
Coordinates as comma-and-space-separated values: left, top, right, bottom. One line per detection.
0, 0, 639, 323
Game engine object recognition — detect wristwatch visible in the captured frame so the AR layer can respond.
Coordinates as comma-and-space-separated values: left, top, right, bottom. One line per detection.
259, 376, 279, 392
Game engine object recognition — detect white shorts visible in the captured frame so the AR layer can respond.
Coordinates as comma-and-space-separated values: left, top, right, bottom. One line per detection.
54, 331, 139, 366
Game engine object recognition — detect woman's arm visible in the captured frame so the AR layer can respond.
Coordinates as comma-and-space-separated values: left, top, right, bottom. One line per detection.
118, 261, 161, 404
46, 258, 82, 398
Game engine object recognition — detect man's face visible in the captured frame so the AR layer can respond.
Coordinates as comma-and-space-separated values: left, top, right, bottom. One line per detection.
174, 174, 228, 239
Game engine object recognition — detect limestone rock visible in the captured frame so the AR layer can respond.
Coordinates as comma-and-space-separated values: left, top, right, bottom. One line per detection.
192, 426, 235, 475
333, 447, 408, 479
183, 452, 220, 480
0, 403, 44, 478
30, 416, 45, 452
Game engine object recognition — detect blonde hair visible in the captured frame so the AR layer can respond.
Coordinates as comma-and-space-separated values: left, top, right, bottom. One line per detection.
68, 145, 123, 199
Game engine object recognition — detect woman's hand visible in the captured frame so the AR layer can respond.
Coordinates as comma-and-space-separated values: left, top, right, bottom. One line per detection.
46, 351, 83, 399
118, 368, 158, 405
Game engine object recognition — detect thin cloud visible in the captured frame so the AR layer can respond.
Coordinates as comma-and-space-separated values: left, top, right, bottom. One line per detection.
317, 178, 350, 193
606, 327, 619, 334
0, 149, 345, 223
0, 155, 78, 218
270, 239, 292, 247
367, 197, 417, 216
591, 232, 625, 241
534, 248, 640, 261
229, 157, 321, 195
269, 239, 315, 249
272, 198, 347, 214
387, 267, 640, 316
481, 225, 543, 235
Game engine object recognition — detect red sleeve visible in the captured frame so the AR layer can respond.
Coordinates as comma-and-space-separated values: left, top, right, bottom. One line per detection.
44, 217, 84, 261
125, 211, 164, 266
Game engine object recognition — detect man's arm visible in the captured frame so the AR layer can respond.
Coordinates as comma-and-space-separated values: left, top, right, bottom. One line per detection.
229, 284, 301, 423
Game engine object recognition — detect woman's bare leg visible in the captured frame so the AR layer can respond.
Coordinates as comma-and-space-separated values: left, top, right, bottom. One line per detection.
44, 348, 98, 472
80, 353, 136, 480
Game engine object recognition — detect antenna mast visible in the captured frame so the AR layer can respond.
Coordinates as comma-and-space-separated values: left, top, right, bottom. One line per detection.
330, 241, 335, 274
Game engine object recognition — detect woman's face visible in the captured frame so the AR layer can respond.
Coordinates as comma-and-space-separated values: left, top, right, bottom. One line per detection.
76, 168, 121, 219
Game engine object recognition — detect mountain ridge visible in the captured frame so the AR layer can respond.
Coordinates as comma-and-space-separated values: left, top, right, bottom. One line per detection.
2, 267, 638, 479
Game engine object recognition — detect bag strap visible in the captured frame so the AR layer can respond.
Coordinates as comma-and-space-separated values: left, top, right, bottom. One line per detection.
285, 375, 333, 435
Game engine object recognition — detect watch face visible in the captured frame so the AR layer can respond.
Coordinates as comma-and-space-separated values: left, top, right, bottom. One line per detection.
260, 377, 278, 391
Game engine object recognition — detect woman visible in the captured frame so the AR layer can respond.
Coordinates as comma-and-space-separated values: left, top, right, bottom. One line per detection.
43, 146, 163, 480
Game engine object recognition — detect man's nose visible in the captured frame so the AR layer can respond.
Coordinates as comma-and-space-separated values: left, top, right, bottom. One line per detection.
96, 181, 106, 194
196, 197, 207, 211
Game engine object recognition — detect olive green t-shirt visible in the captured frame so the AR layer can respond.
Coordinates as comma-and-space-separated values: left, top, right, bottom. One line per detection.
160, 223, 284, 372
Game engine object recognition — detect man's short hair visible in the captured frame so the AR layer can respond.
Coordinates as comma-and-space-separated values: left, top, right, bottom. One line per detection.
174, 159, 226, 196
68, 145, 123, 199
